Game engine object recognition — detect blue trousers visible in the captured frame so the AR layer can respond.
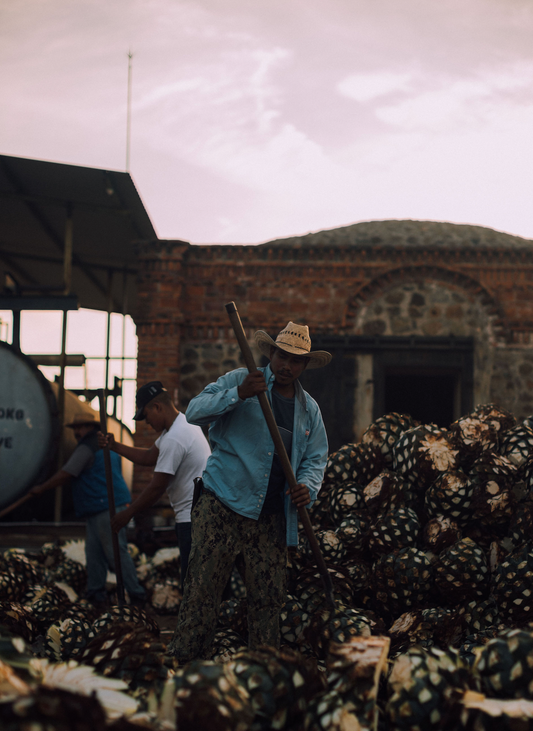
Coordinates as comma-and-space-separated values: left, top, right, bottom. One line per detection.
85, 504, 146, 603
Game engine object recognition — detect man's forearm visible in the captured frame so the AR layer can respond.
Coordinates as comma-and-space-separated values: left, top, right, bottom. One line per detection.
32, 470, 72, 494
124, 478, 169, 520
111, 442, 157, 466
111, 472, 171, 533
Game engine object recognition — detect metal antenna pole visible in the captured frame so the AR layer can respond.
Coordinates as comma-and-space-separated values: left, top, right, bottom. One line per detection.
126, 50, 133, 172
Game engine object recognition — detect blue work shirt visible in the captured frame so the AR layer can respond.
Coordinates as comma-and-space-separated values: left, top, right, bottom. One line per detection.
185, 364, 328, 547
64, 431, 131, 518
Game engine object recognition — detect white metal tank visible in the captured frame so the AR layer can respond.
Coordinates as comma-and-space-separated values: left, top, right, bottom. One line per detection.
0, 340, 133, 510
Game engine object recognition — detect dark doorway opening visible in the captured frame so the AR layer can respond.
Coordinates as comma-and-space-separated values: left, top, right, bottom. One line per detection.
384, 371, 457, 427
293, 351, 357, 453
290, 335, 474, 450
373, 340, 473, 428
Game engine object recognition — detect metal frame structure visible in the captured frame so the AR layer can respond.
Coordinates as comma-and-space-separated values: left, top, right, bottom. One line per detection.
0, 153, 157, 520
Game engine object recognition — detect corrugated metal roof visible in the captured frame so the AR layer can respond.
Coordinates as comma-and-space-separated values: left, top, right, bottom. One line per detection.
0, 154, 157, 316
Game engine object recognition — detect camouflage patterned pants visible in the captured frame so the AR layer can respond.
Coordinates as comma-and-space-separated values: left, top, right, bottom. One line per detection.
167, 491, 287, 662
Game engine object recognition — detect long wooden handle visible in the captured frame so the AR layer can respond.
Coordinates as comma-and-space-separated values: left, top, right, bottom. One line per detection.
98, 389, 125, 608
0, 492, 33, 519
225, 301, 335, 608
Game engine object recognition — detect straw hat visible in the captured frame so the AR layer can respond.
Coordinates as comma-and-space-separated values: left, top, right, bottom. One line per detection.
254, 322, 332, 370
65, 413, 99, 429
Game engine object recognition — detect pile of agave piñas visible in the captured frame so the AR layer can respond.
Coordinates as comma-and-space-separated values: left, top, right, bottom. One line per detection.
0, 541, 388, 730
5, 403, 533, 729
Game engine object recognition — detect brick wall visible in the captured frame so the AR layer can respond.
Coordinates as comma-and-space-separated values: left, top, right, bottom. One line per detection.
132, 240, 187, 501
132, 221, 533, 500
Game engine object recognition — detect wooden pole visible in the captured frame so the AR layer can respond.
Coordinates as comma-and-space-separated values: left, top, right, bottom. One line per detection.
225, 301, 335, 608
98, 389, 125, 607
0, 493, 32, 520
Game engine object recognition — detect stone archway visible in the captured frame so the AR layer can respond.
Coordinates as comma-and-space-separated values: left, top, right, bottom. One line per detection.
341, 269, 510, 431
346, 265, 505, 346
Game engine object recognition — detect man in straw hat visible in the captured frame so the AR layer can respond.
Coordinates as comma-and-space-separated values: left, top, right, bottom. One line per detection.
30, 412, 146, 610
167, 321, 331, 661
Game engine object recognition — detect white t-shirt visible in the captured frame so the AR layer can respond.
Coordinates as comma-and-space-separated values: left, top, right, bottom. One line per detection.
154, 412, 211, 523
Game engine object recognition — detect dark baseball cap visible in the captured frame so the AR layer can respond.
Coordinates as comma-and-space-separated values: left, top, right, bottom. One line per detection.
134, 381, 167, 420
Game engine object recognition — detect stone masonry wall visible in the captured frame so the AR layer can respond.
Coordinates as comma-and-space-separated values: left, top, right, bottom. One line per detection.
490, 350, 533, 419
353, 280, 495, 407
179, 341, 263, 408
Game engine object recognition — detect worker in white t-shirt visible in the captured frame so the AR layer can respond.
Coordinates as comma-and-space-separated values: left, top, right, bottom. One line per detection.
98, 381, 211, 589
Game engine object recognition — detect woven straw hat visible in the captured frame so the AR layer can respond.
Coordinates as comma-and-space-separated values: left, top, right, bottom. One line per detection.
254, 322, 332, 370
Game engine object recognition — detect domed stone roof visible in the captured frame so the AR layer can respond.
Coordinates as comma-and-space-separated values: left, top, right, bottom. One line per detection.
260, 219, 533, 250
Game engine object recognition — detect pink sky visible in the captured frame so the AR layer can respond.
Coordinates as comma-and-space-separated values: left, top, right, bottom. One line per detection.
2, 0, 533, 244
2, 0, 533, 428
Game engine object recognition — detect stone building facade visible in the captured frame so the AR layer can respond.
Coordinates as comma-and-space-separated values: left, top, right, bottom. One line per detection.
132, 219, 533, 498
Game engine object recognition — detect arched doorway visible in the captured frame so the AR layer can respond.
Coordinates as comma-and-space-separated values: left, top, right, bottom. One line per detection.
301, 277, 498, 450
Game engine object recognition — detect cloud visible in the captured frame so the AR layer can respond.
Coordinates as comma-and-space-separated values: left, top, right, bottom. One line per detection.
337, 70, 415, 102
135, 79, 207, 108
376, 62, 533, 132
133, 45, 292, 169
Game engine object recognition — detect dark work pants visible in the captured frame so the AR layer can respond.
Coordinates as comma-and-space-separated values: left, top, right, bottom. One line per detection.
167, 492, 287, 662
174, 521, 192, 591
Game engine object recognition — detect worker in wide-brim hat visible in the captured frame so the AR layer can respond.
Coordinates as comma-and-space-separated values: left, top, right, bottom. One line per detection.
30, 412, 146, 610
167, 320, 331, 663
